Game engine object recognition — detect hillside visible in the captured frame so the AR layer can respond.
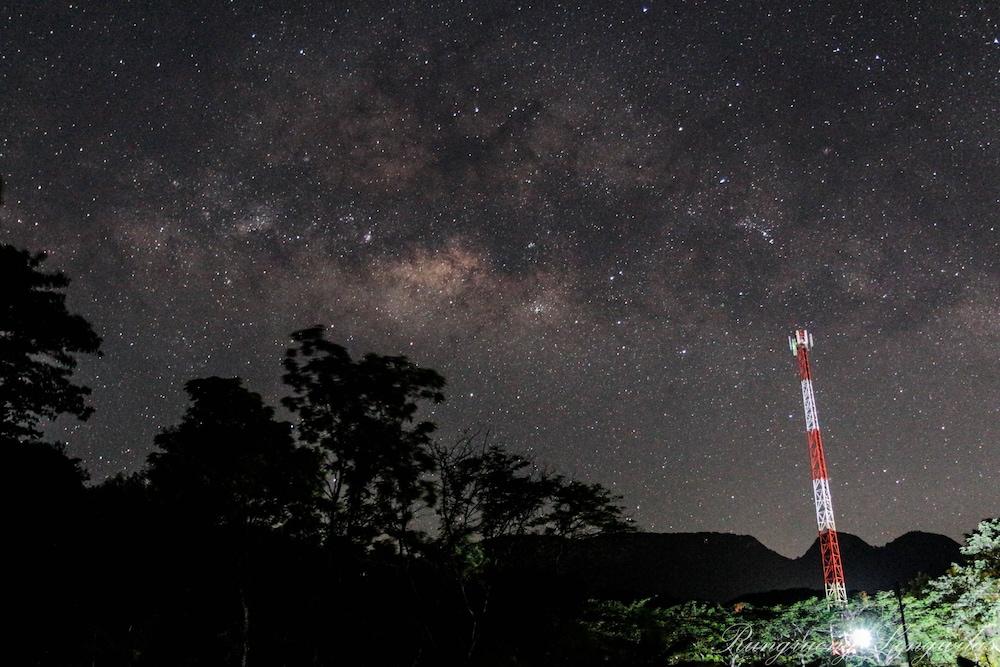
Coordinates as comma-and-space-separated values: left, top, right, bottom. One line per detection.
495, 530, 962, 602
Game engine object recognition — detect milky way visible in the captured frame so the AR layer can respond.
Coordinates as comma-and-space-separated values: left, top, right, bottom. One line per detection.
2, 1, 998, 556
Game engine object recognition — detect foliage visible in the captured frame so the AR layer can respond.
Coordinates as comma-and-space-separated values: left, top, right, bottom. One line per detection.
0, 245, 102, 441
432, 432, 634, 549
546, 478, 634, 538
926, 518, 1000, 666
576, 599, 671, 665
283, 326, 445, 549
147, 376, 323, 536
752, 596, 839, 665
428, 432, 634, 663
567, 520, 999, 667
657, 600, 740, 664
471, 440, 558, 539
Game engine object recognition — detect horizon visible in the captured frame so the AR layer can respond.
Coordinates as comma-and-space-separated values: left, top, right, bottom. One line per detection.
3, 3, 998, 665
518, 525, 969, 560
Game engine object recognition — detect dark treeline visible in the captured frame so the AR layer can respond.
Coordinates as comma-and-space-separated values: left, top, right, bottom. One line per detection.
8, 245, 998, 667
4, 244, 636, 666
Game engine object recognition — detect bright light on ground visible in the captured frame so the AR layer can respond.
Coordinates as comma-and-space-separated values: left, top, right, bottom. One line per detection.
848, 628, 874, 650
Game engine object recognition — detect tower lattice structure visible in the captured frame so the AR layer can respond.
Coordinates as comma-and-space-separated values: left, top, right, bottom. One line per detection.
789, 329, 847, 606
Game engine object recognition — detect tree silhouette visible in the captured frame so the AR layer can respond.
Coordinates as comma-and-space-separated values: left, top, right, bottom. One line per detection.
5, 440, 92, 665
544, 478, 634, 538
147, 376, 323, 535
0, 245, 101, 664
476, 444, 558, 540
432, 435, 556, 547
282, 326, 445, 551
430, 434, 636, 662
0, 245, 101, 442
433, 434, 634, 544
146, 377, 324, 667
428, 434, 549, 660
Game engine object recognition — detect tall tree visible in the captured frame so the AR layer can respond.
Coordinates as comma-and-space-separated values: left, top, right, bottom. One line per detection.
282, 326, 445, 550
146, 377, 324, 667
0, 245, 102, 442
147, 376, 323, 535
0, 245, 100, 664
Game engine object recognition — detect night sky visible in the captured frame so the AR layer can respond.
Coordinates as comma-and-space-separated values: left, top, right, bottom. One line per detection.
2, 1, 997, 557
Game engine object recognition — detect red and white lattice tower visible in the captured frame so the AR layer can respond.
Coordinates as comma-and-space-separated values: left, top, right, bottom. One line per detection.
788, 329, 848, 606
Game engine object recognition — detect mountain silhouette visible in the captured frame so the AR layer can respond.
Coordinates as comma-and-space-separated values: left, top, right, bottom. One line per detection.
495, 530, 961, 602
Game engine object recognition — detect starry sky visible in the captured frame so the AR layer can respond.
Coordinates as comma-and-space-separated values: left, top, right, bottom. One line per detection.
1, 1, 997, 557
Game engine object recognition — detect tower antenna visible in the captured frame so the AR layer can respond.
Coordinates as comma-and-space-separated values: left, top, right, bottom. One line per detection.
788, 329, 847, 605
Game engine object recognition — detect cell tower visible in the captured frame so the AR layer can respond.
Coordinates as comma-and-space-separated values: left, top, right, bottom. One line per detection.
788, 329, 847, 606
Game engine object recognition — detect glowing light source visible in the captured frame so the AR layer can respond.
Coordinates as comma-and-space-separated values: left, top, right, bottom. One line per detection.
848, 627, 873, 650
